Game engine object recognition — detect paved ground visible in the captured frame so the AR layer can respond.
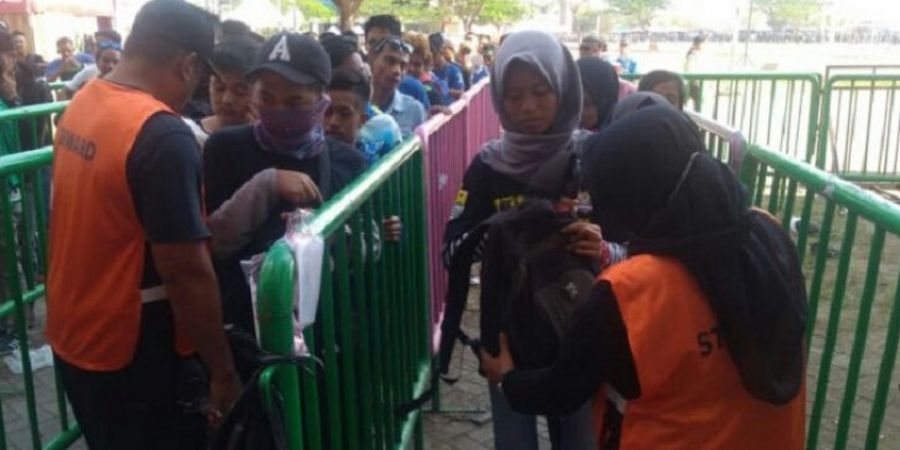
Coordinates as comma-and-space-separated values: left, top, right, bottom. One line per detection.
0, 299, 86, 450
422, 283, 553, 450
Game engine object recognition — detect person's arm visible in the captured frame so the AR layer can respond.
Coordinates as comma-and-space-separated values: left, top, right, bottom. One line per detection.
63, 65, 93, 96
207, 168, 280, 258
151, 241, 240, 420
442, 159, 495, 266
481, 281, 640, 416
129, 115, 240, 424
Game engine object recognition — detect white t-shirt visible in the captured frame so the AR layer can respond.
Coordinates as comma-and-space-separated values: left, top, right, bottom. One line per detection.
182, 117, 210, 149
64, 65, 101, 93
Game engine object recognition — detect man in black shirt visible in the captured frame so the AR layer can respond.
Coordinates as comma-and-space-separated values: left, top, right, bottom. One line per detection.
204, 32, 365, 333
48, 1, 239, 448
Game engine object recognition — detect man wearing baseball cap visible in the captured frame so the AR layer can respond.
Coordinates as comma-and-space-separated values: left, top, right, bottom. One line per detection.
47, 1, 239, 448
203, 32, 365, 334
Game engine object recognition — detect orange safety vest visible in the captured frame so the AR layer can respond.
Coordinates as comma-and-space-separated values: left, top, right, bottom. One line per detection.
48, 79, 193, 371
594, 255, 805, 450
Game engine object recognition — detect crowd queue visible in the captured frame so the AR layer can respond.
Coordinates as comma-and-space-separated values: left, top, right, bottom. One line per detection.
0, 1, 807, 449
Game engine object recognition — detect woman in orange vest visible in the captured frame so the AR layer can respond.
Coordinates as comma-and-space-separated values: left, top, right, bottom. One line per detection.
481, 106, 808, 450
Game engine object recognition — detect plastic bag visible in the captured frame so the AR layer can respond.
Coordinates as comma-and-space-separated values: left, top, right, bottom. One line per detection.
285, 210, 325, 354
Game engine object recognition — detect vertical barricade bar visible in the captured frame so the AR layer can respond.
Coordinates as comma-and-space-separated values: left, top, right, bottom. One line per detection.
257, 241, 304, 450
0, 148, 84, 449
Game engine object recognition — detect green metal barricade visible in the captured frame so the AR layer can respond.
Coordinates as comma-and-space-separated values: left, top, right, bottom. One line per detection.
0, 103, 68, 154
0, 147, 81, 450
625, 72, 821, 163
818, 75, 900, 182
695, 114, 900, 450
256, 138, 431, 450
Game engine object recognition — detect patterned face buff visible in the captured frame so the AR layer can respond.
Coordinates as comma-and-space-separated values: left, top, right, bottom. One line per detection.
255, 95, 331, 152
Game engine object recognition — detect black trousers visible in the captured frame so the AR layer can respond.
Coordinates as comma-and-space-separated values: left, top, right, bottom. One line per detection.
56, 302, 207, 450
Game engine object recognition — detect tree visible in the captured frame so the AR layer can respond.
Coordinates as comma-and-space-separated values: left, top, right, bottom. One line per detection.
756, 0, 825, 31
479, 0, 528, 32
443, 0, 527, 33
284, 0, 336, 23
608, 0, 668, 30
358, 0, 443, 30
333, 0, 364, 30
573, 4, 602, 36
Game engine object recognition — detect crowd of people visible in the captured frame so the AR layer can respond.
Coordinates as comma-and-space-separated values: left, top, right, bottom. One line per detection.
0, 0, 807, 449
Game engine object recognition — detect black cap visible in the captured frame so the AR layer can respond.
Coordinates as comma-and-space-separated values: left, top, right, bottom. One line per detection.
130, 0, 218, 62
249, 33, 331, 86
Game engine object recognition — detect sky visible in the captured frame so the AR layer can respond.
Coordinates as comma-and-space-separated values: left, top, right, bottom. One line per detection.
665, 0, 900, 29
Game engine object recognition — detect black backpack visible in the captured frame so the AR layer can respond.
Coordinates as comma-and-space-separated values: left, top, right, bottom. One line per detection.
209, 332, 320, 450
474, 200, 597, 368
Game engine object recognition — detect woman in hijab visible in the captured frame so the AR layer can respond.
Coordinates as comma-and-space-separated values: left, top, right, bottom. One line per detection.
481, 106, 807, 450
575, 57, 619, 131
609, 91, 674, 123
443, 30, 604, 450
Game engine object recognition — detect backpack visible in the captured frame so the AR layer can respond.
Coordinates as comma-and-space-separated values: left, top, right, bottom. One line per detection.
398, 153, 591, 416
477, 200, 597, 368
209, 332, 320, 450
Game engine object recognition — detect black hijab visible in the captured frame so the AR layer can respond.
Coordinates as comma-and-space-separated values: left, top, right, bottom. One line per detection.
583, 106, 807, 404
576, 57, 618, 130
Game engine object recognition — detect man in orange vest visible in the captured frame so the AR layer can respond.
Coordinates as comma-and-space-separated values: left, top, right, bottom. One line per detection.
47, 1, 240, 448
480, 107, 807, 450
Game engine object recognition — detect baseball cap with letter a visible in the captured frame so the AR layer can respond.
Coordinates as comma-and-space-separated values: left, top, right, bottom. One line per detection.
248, 33, 332, 86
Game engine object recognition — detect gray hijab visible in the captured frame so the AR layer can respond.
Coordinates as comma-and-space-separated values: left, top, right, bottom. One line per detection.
610, 91, 675, 123
480, 30, 583, 187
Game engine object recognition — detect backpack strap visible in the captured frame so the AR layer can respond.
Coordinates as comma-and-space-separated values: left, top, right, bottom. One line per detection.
317, 144, 332, 200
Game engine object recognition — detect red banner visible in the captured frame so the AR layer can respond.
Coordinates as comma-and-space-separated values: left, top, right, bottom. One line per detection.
0, 0, 30, 15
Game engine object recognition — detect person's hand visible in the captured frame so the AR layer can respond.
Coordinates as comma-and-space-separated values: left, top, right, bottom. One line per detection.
562, 221, 604, 261
207, 370, 241, 429
383, 215, 402, 242
480, 333, 514, 385
276, 170, 322, 207
62, 56, 79, 71
429, 105, 452, 117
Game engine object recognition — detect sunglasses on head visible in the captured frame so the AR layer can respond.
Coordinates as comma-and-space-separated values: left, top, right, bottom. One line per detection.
373, 36, 413, 55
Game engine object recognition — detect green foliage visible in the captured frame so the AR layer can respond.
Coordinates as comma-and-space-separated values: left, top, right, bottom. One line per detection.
756, 0, 825, 31
358, 0, 441, 28
573, 4, 602, 35
286, 0, 337, 20
607, 0, 668, 30
474, 0, 529, 30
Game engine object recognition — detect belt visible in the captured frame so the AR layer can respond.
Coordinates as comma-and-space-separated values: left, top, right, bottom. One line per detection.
141, 285, 167, 304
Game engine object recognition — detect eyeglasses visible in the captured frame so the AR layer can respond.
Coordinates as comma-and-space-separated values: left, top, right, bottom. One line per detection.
373, 36, 413, 55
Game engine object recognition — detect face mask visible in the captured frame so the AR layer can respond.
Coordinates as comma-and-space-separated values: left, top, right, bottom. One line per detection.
255, 95, 331, 152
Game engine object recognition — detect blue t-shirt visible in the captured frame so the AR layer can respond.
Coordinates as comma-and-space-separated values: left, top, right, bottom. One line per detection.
617, 56, 638, 75
472, 66, 489, 84
433, 62, 465, 92
399, 75, 431, 109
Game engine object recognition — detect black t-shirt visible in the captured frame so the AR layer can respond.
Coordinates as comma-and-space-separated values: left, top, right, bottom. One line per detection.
203, 125, 366, 331
443, 156, 530, 259
126, 113, 210, 290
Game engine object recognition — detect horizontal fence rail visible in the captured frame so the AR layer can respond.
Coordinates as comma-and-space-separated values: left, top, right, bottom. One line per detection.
695, 115, 900, 450
0, 147, 81, 450
818, 75, 900, 181
257, 138, 431, 450
0, 103, 68, 155
626, 72, 821, 163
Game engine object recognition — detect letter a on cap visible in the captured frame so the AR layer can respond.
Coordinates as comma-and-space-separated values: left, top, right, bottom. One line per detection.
269, 35, 291, 62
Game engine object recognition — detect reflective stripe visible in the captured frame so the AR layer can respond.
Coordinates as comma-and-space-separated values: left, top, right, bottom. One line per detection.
606, 385, 628, 414
140, 285, 167, 304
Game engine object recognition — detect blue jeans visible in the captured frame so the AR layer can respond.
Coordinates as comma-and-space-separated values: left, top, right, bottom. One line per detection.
490, 383, 596, 450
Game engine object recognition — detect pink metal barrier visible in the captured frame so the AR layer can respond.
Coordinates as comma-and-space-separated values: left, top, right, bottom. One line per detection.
415, 79, 501, 351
